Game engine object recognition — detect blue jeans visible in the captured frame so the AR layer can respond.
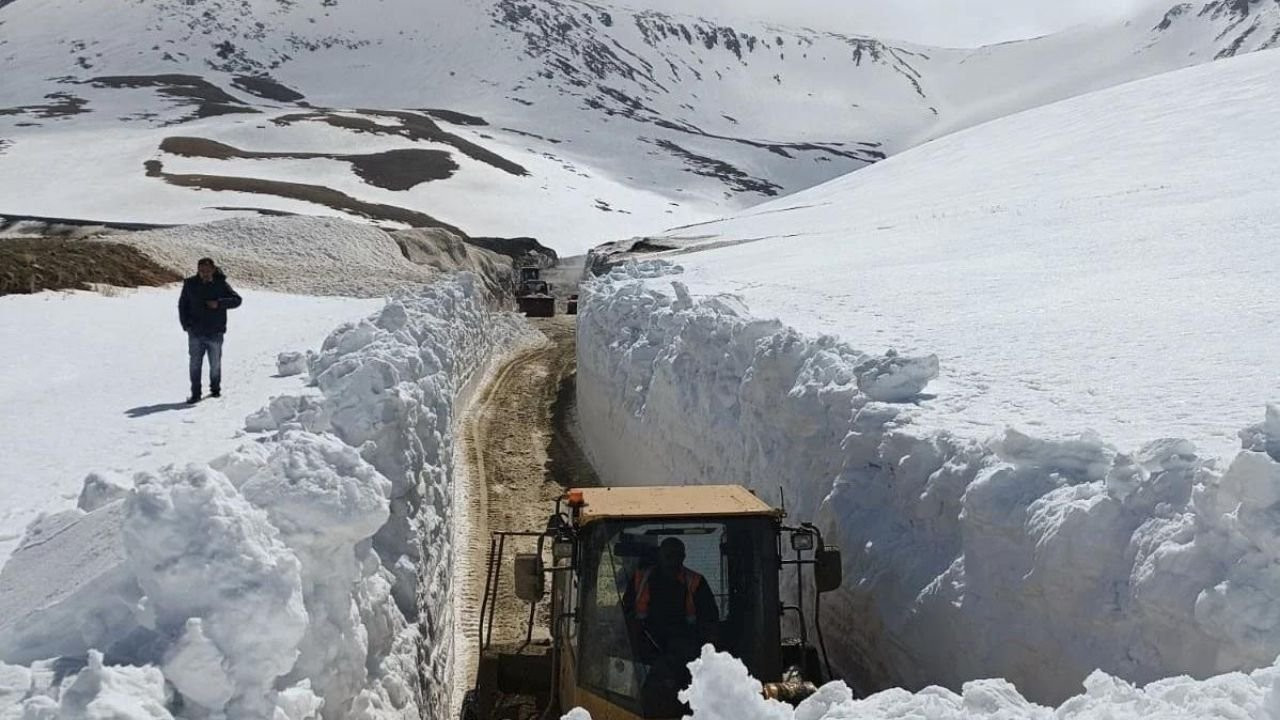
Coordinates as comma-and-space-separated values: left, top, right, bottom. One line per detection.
188, 333, 224, 393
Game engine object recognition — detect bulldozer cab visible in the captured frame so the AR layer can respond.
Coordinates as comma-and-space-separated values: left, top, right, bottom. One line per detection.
466, 486, 841, 720
561, 514, 781, 719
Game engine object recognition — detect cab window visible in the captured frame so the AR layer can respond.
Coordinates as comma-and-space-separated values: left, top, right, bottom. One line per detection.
575, 518, 779, 718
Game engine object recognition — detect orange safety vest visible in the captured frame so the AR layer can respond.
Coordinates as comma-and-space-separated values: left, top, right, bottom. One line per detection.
633, 567, 704, 624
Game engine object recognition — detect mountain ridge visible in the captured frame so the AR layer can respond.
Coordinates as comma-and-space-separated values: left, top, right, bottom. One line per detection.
1, 0, 1278, 252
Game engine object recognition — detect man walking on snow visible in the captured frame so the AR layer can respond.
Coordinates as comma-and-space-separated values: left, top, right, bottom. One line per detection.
179, 258, 242, 404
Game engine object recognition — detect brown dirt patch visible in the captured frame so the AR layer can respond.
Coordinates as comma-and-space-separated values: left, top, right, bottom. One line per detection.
85, 75, 257, 121
144, 159, 466, 233
231, 75, 305, 103
274, 109, 527, 176
422, 108, 489, 126
0, 92, 90, 120
160, 136, 458, 190
0, 238, 181, 295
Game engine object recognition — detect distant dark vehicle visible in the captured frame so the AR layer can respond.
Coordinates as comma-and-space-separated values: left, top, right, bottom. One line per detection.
566, 294, 579, 315
516, 266, 555, 317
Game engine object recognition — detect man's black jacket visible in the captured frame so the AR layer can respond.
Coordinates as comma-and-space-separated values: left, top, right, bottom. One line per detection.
179, 271, 242, 336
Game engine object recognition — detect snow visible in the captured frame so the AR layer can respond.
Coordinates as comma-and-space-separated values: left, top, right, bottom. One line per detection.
0, 286, 382, 565
277, 352, 308, 377
49, 651, 173, 720
563, 645, 1280, 720
119, 216, 436, 297
577, 258, 1280, 704
2, 0, 1278, 254
0, 274, 536, 719
632, 46, 1280, 464
126, 465, 309, 717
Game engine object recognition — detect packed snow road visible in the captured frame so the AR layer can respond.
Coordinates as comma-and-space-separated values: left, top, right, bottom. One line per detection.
453, 316, 598, 714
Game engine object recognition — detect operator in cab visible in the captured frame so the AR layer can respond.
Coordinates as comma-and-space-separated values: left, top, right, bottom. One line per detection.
624, 537, 719, 716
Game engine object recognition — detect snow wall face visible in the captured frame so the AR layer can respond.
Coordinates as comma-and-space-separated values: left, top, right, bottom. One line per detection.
0, 273, 533, 720
575, 260, 1280, 704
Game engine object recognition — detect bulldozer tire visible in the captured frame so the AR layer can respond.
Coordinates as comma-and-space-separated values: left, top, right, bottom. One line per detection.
460, 689, 480, 720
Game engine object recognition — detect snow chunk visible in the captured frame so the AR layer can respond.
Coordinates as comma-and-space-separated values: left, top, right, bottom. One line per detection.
161, 619, 234, 711
1239, 402, 1280, 462
57, 650, 172, 719
679, 646, 791, 720
0, 663, 32, 709
244, 395, 327, 434
76, 473, 129, 513
241, 431, 391, 549
275, 681, 325, 720
854, 350, 939, 402
125, 465, 307, 717
240, 431, 392, 714
277, 351, 308, 377
208, 443, 271, 489
609, 259, 684, 281
0, 501, 137, 666
995, 429, 1114, 481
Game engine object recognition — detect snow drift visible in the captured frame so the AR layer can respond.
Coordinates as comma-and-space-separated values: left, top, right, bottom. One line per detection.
0, 274, 536, 719
116, 216, 511, 298
577, 260, 1280, 704
567, 645, 1280, 720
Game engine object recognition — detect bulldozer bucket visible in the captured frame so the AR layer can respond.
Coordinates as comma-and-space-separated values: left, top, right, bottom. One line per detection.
518, 296, 556, 317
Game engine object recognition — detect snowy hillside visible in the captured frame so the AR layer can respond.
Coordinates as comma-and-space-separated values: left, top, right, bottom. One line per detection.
577, 47, 1280, 703
3, 0, 1280, 252
610, 45, 1280, 463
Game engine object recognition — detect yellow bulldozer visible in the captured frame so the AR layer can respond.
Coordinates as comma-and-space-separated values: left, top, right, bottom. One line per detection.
516, 266, 556, 317
462, 485, 842, 720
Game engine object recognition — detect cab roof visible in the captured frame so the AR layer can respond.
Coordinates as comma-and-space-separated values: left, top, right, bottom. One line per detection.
569, 485, 781, 525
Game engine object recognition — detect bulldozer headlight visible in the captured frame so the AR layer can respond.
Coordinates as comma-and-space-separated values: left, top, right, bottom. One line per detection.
553, 540, 574, 561
790, 532, 815, 552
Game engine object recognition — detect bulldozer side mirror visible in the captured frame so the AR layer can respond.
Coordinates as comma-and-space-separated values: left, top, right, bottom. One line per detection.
552, 539, 574, 562
814, 547, 843, 593
514, 553, 545, 603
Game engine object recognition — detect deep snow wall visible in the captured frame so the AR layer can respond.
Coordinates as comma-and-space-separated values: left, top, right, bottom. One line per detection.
0, 273, 534, 719
576, 261, 1280, 703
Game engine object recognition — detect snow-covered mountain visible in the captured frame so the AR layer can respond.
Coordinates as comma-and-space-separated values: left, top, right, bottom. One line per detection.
2, 0, 1279, 252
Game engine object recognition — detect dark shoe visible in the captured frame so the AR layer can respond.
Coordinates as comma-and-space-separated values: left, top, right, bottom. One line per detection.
210, 388, 221, 398
186, 392, 201, 404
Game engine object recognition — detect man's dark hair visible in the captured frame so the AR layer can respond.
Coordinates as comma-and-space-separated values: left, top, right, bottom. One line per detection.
659, 537, 686, 558
197, 257, 215, 268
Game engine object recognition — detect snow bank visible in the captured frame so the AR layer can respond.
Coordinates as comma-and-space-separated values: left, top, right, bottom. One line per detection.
0, 273, 535, 719
567, 645, 1280, 720
114, 216, 512, 298
630, 46, 1280, 465
119, 216, 434, 297
577, 260, 1280, 704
